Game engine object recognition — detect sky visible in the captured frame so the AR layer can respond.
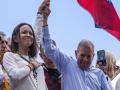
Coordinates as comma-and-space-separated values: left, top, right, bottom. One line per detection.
0, 0, 120, 65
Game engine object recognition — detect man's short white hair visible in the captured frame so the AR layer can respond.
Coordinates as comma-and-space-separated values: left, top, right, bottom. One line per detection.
77, 39, 94, 53
0, 31, 7, 41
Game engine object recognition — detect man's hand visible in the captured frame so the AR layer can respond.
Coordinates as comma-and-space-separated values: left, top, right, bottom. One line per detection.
38, 0, 51, 26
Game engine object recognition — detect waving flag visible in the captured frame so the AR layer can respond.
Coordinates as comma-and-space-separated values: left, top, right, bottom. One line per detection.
77, 0, 120, 40
104, 29, 120, 40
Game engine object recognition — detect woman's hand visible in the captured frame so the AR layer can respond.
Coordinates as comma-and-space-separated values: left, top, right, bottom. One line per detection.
30, 59, 41, 69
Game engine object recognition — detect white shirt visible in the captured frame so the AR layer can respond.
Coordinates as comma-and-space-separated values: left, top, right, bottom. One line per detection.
3, 52, 47, 90
112, 73, 120, 90
115, 77, 120, 90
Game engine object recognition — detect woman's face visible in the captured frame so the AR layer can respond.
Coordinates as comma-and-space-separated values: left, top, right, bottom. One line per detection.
96, 62, 106, 73
18, 25, 34, 48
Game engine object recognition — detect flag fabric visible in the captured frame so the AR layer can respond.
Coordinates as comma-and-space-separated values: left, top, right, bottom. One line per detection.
104, 29, 120, 40
77, 0, 120, 30
77, 0, 120, 40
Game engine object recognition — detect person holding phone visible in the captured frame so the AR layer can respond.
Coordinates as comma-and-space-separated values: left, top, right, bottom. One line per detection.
96, 50, 117, 80
96, 50, 118, 90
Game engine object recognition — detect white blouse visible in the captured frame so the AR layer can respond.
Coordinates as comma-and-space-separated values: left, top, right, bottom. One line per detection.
3, 52, 47, 90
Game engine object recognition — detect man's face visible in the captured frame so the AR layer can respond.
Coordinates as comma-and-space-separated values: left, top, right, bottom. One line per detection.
75, 46, 94, 70
0, 37, 9, 54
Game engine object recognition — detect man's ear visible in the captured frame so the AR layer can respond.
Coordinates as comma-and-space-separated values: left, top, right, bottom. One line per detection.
91, 53, 95, 60
75, 50, 77, 58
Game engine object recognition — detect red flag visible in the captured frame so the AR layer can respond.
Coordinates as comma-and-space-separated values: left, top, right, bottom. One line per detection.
104, 29, 120, 40
77, 0, 120, 40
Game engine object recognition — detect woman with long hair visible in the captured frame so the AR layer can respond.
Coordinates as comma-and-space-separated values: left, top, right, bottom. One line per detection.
96, 51, 117, 90
96, 51, 116, 80
105, 52, 116, 80
3, 23, 47, 90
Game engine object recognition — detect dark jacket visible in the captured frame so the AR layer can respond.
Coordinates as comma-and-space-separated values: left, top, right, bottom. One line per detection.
43, 64, 61, 90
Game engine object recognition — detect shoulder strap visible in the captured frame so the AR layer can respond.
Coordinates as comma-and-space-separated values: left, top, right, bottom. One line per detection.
19, 55, 30, 63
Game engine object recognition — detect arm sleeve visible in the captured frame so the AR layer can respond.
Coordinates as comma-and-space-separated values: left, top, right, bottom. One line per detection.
42, 26, 71, 73
33, 13, 43, 48
3, 52, 31, 80
101, 72, 111, 90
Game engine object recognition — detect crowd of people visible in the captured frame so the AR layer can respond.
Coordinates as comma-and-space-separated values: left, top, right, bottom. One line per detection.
0, 0, 120, 90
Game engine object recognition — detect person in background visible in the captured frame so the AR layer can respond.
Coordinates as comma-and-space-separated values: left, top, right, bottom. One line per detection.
40, 0, 110, 90
3, 23, 47, 90
96, 51, 117, 80
0, 31, 10, 90
40, 40, 61, 90
96, 50, 118, 90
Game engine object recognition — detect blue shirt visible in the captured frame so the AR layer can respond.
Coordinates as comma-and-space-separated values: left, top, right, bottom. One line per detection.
42, 26, 110, 90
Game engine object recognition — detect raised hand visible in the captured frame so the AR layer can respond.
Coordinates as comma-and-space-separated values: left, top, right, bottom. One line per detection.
38, 0, 50, 13
38, 0, 51, 26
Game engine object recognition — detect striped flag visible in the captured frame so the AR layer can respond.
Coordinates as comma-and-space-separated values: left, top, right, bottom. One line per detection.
77, 0, 120, 40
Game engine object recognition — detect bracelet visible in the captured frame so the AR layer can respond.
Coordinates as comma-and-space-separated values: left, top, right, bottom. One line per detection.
27, 64, 33, 71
